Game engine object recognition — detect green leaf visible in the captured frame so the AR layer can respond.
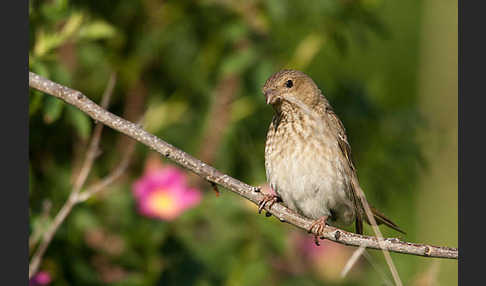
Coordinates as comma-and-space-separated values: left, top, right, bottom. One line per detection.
288, 33, 324, 70
144, 96, 188, 133
29, 58, 50, 78
29, 91, 44, 117
72, 208, 100, 230
230, 96, 256, 123
66, 106, 92, 140
78, 20, 118, 40
220, 48, 256, 76
222, 22, 248, 43
43, 96, 64, 123
33, 12, 84, 57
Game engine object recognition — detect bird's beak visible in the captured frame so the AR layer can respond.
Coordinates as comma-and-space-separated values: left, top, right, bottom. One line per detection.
264, 89, 279, 105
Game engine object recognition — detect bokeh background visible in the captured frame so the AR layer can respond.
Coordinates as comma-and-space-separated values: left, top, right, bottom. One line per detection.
29, 0, 457, 285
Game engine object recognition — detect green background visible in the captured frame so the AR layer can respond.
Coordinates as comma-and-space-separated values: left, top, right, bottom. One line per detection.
29, 0, 457, 285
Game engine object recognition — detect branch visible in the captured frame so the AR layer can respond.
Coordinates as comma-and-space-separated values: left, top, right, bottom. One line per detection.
76, 138, 136, 203
28, 71, 458, 260
29, 73, 128, 279
28, 200, 52, 251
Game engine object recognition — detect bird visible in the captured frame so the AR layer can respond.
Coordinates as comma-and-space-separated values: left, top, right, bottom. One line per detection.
259, 69, 404, 244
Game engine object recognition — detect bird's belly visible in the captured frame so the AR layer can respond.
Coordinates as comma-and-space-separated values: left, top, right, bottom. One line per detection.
266, 141, 355, 226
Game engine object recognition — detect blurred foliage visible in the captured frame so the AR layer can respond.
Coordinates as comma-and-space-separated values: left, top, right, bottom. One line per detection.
29, 0, 456, 285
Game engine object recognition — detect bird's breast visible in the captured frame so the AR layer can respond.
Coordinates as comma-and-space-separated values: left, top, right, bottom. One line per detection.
264, 114, 355, 225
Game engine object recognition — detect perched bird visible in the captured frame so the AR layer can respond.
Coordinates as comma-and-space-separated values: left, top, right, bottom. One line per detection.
259, 69, 404, 243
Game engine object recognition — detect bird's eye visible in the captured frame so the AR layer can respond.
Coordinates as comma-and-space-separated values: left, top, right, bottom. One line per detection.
285, 80, 293, 88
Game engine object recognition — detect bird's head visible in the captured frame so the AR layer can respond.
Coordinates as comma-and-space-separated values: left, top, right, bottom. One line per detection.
262, 69, 323, 113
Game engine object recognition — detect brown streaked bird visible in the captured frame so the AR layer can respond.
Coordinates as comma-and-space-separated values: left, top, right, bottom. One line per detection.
259, 69, 404, 244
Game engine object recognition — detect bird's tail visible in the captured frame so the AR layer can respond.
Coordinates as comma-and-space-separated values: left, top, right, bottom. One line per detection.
365, 206, 406, 235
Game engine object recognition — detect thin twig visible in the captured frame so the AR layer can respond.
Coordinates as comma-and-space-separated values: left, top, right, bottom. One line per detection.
29, 72, 117, 279
29, 200, 52, 251
363, 250, 395, 286
341, 245, 366, 278
100, 73, 117, 108
76, 139, 136, 203
353, 177, 403, 285
28, 71, 459, 260
73, 72, 117, 192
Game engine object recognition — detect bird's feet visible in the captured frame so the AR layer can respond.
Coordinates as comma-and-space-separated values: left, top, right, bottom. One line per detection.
258, 194, 280, 214
308, 216, 328, 246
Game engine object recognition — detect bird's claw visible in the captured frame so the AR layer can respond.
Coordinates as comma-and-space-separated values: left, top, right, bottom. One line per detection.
307, 216, 328, 246
258, 194, 279, 214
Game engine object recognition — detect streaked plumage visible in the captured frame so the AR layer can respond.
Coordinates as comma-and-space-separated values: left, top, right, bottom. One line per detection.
261, 69, 404, 238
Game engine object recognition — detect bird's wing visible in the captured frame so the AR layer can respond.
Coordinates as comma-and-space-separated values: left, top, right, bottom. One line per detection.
325, 107, 364, 233
325, 107, 356, 171
325, 107, 404, 234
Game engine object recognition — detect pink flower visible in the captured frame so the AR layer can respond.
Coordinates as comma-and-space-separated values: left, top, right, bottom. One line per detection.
29, 271, 51, 286
133, 165, 202, 221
